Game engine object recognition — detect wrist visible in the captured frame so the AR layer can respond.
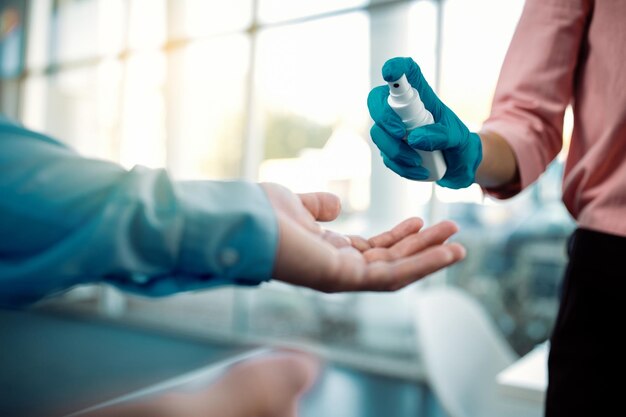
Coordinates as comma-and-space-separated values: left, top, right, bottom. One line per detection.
177, 181, 278, 285
475, 130, 520, 188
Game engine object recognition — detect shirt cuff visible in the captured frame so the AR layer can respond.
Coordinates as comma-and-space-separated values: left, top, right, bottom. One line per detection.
176, 180, 278, 286
110, 180, 279, 297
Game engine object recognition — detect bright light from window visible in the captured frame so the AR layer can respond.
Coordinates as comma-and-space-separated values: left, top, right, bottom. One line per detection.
408, 0, 438, 85
440, 0, 525, 131
120, 52, 166, 168
127, 0, 165, 51
179, 0, 252, 37
256, 12, 370, 211
256, 12, 369, 127
258, 0, 367, 24
437, 0, 524, 204
170, 35, 250, 179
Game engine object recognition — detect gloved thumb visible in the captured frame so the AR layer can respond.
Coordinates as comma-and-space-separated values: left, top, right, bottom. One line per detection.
382, 57, 443, 120
406, 124, 452, 152
367, 85, 406, 139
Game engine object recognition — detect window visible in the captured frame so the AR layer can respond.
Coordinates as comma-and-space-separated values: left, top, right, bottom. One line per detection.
438, 0, 575, 354
0, 0, 573, 366
256, 12, 370, 212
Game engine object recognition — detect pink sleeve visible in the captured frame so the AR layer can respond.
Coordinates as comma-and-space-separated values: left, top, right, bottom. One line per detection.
482, 0, 591, 199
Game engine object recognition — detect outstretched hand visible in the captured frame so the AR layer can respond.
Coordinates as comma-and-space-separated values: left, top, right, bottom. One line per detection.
261, 183, 465, 292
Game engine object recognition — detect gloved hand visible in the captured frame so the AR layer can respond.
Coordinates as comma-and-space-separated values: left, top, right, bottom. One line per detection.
367, 57, 482, 189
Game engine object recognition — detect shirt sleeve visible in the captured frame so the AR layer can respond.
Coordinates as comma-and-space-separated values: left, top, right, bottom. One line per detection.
0, 117, 278, 307
481, 0, 591, 198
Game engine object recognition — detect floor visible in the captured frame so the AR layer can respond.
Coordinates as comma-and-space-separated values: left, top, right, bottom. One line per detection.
0, 308, 447, 417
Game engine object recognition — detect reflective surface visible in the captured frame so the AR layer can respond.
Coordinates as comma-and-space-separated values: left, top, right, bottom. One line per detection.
0, 308, 446, 417
0, 309, 248, 417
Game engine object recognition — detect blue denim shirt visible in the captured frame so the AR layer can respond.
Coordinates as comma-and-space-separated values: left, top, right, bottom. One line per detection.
0, 115, 278, 307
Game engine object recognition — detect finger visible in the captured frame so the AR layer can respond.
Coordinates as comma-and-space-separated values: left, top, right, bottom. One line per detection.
389, 243, 466, 289
407, 123, 453, 151
298, 192, 341, 222
371, 125, 423, 165
367, 86, 406, 139
382, 57, 420, 84
386, 220, 459, 259
368, 217, 424, 248
382, 154, 430, 181
322, 230, 352, 248
347, 235, 371, 252
361, 247, 393, 262
260, 182, 322, 235
363, 243, 466, 292
363, 220, 457, 262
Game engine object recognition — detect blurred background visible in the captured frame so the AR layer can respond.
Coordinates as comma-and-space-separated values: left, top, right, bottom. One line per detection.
0, 0, 574, 414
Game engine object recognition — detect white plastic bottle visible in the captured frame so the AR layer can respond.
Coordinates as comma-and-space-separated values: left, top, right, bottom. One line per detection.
387, 74, 447, 181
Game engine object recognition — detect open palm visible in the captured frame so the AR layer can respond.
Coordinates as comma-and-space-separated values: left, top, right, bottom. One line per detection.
261, 183, 465, 292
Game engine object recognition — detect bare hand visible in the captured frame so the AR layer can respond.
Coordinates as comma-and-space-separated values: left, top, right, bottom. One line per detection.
261, 183, 466, 292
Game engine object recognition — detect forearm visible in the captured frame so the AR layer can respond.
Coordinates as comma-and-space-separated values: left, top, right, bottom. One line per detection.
0, 121, 278, 306
475, 130, 520, 189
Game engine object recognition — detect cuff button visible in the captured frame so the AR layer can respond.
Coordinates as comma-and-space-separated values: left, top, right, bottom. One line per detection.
220, 248, 239, 267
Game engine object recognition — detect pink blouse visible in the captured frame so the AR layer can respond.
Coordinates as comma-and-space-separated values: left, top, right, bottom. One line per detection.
482, 0, 626, 237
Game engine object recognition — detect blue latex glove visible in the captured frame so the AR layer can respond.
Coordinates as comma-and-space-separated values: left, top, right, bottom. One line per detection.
367, 57, 482, 189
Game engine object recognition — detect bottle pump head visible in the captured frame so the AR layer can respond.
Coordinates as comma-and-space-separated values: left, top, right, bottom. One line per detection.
387, 74, 412, 97
387, 74, 418, 105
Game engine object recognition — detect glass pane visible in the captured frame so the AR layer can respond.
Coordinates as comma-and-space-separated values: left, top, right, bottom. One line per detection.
408, 0, 437, 85
25, 0, 52, 70
97, 0, 128, 57
0, 1, 26, 79
437, 0, 574, 354
440, 0, 525, 130
28, 62, 122, 161
52, 0, 127, 63
21, 75, 48, 129
435, 0, 526, 205
127, 0, 166, 51
256, 12, 371, 213
258, 0, 368, 24
170, 0, 253, 39
120, 52, 167, 168
167, 35, 249, 179
52, 0, 97, 63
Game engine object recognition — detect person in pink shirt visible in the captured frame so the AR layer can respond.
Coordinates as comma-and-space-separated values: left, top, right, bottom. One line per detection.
368, 0, 626, 415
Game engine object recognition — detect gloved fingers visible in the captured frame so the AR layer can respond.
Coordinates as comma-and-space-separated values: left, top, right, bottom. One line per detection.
382, 57, 419, 84
382, 57, 443, 119
382, 154, 430, 181
367, 85, 406, 139
406, 123, 453, 151
436, 164, 475, 190
370, 125, 423, 166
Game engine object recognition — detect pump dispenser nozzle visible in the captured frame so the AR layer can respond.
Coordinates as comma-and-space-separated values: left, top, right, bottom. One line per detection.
388, 74, 412, 96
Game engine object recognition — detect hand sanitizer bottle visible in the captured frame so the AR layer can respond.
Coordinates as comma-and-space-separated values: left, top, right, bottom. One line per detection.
387, 74, 447, 181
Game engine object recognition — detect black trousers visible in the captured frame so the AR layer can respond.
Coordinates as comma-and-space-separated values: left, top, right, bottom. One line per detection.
545, 228, 626, 417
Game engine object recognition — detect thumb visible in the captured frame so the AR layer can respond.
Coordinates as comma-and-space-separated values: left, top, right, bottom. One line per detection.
406, 124, 452, 151
298, 192, 342, 222
367, 85, 406, 139
382, 57, 442, 120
